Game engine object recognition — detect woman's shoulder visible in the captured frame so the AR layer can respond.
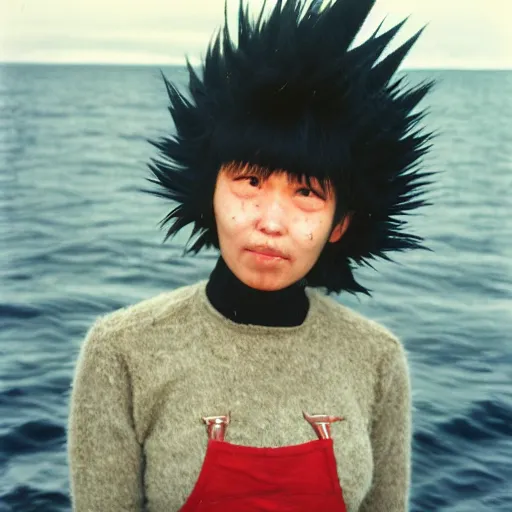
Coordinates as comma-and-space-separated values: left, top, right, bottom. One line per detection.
307, 288, 405, 360
81, 281, 204, 353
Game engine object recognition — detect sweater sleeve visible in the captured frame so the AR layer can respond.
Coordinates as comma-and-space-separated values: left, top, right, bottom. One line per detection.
67, 318, 144, 511
359, 341, 413, 512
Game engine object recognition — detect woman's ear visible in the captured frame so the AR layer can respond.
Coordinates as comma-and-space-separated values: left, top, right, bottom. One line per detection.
328, 213, 352, 243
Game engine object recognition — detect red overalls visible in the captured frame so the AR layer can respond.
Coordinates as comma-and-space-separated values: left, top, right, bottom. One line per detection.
179, 412, 347, 511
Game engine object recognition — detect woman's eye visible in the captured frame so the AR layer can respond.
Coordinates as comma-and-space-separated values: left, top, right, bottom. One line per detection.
234, 176, 260, 187
297, 187, 323, 200
297, 188, 313, 197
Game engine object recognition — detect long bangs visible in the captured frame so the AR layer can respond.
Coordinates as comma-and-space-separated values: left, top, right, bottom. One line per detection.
212, 115, 348, 200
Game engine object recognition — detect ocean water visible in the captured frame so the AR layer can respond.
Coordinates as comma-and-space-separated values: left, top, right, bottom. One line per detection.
0, 64, 511, 511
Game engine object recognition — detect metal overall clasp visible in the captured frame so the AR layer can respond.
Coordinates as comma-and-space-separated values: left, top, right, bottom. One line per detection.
202, 412, 231, 441
303, 411, 344, 440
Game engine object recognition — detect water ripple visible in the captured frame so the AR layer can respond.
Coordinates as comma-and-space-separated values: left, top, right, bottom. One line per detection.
1, 65, 511, 511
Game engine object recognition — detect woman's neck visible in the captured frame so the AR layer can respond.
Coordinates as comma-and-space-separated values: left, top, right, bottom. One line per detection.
205, 256, 309, 327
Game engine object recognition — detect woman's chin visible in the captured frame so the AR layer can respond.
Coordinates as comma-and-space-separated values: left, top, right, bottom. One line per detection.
234, 269, 296, 292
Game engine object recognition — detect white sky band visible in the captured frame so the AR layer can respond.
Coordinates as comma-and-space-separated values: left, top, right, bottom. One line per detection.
1, 0, 511, 69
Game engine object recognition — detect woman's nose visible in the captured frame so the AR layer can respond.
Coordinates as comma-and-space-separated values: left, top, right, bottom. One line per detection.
255, 194, 287, 235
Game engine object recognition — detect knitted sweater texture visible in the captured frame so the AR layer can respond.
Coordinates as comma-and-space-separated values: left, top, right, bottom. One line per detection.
67, 280, 412, 511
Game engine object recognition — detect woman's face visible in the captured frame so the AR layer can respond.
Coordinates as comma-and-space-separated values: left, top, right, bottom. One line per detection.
213, 163, 350, 291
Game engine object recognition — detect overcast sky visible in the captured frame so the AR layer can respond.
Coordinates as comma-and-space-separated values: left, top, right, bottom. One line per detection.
1, 0, 511, 69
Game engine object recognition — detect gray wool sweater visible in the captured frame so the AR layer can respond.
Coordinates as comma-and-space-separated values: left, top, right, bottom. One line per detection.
67, 280, 412, 511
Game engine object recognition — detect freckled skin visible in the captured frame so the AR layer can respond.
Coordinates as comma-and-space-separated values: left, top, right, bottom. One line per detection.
213, 166, 351, 291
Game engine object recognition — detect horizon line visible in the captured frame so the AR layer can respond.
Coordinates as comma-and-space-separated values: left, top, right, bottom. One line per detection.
1, 60, 511, 71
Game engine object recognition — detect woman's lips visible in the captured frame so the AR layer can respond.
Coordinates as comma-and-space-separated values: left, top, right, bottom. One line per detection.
245, 248, 289, 263
245, 244, 289, 259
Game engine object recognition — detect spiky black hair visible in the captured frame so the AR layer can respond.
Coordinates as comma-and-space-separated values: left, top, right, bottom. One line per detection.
143, 0, 436, 295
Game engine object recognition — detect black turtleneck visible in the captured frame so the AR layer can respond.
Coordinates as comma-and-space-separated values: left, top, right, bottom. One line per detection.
205, 256, 309, 327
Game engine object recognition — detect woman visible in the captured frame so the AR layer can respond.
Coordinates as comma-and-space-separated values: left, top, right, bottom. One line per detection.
68, 1, 435, 510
